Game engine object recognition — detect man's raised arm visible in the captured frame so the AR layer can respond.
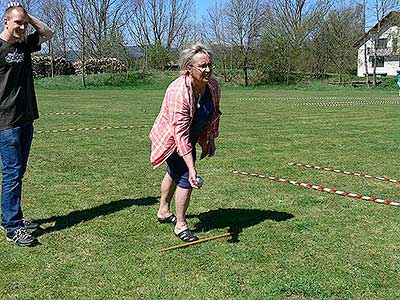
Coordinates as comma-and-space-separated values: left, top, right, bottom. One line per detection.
28, 14, 53, 45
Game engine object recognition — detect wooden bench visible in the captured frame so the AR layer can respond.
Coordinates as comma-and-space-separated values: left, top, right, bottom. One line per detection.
351, 80, 382, 87
363, 73, 387, 77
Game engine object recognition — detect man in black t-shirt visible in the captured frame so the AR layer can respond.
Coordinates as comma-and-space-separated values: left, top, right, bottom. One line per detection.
0, 2, 53, 246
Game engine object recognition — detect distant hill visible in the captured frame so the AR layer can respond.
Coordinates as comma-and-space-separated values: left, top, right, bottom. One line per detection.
63, 46, 145, 62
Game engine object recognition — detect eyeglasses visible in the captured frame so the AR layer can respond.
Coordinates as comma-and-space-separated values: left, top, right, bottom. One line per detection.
190, 63, 214, 71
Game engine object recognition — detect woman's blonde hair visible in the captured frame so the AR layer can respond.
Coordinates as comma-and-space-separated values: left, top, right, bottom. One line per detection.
178, 43, 212, 75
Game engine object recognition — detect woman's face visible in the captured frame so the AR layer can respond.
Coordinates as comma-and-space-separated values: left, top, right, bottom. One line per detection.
189, 52, 213, 86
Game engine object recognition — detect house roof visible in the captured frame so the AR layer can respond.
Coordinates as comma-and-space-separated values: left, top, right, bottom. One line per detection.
353, 11, 400, 48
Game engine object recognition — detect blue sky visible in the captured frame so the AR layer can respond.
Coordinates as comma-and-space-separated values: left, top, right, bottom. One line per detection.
195, 0, 221, 18
193, 0, 379, 31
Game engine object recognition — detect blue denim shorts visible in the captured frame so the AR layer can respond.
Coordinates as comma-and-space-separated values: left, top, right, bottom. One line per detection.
166, 148, 196, 189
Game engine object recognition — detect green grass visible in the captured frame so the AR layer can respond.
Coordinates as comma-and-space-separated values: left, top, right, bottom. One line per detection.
34, 71, 179, 90
34, 71, 399, 91
0, 85, 400, 299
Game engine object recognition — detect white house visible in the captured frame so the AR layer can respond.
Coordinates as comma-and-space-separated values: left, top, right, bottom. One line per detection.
354, 11, 400, 77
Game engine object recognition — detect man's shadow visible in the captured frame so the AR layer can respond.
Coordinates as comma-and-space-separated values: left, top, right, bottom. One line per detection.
187, 208, 294, 243
33, 196, 158, 237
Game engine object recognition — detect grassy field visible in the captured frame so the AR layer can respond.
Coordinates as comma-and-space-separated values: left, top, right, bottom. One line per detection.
0, 84, 399, 299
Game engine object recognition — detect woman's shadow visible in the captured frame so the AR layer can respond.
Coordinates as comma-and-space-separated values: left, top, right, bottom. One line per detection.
187, 208, 294, 243
32, 196, 158, 237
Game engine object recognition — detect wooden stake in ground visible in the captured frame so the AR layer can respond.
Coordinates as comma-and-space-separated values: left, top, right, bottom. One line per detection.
159, 232, 232, 252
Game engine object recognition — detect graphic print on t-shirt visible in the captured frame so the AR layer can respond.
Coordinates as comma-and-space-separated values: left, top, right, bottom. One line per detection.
5, 49, 24, 64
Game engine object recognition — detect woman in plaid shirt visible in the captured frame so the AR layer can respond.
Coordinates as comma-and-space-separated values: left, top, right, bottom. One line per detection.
149, 44, 222, 242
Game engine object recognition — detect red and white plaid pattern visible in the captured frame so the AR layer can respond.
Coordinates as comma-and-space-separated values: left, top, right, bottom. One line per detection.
149, 74, 221, 169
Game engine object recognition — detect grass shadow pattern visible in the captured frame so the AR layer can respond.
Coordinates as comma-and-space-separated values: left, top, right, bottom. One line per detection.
188, 208, 294, 243
33, 196, 158, 237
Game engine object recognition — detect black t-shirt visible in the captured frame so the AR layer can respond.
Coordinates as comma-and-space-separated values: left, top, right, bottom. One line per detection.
0, 32, 41, 130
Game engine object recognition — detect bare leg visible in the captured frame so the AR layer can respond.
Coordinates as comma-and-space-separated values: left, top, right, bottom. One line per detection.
174, 187, 192, 234
157, 173, 176, 218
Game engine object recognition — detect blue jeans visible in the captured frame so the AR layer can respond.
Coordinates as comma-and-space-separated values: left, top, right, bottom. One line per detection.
0, 123, 34, 233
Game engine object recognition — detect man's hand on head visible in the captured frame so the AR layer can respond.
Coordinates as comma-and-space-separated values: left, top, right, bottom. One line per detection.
7, 2, 22, 9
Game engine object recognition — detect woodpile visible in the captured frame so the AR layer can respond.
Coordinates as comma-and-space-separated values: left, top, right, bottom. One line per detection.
31, 56, 127, 78
73, 58, 127, 75
32, 56, 75, 78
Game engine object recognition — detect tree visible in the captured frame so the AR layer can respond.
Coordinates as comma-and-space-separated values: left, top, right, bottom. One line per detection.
206, 0, 267, 86
204, 1, 233, 82
85, 0, 131, 59
229, 0, 268, 86
18, 0, 39, 12
51, 0, 68, 58
320, 3, 364, 83
67, 0, 89, 86
127, 0, 192, 69
266, 0, 332, 82
37, 0, 68, 77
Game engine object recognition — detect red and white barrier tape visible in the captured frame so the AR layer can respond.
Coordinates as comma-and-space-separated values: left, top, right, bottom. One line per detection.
289, 162, 400, 184
35, 125, 148, 134
42, 112, 79, 116
298, 100, 400, 106
238, 97, 399, 101
230, 170, 400, 207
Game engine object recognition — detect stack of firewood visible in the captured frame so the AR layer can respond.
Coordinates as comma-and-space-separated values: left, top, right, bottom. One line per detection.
73, 58, 127, 75
32, 56, 75, 78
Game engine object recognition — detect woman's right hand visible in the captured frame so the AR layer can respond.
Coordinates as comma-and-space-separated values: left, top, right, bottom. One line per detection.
188, 167, 200, 189
182, 152, 199, 189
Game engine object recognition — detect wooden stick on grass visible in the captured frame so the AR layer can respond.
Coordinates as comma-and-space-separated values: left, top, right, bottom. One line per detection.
159, 232, 232, 252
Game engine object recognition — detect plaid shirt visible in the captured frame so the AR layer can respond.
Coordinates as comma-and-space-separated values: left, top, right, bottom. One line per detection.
149, 74, 222, 169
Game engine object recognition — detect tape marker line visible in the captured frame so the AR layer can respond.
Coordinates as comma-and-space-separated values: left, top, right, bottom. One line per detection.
238, 97, 400, 101
35, 125, 149, 134
230, 170, 400, 207
42, 112, 79, 116
296, 100, 400, 106
288, 162, 400, 184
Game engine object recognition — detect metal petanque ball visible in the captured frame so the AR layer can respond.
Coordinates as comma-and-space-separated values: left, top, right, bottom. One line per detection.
196, 176, 204, 188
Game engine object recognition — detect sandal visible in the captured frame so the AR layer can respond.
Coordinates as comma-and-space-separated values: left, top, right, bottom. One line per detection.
157, 214, 177, 225
175, 229, 199, 242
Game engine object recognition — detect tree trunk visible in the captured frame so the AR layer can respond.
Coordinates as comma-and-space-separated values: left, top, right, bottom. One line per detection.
373, 50, 377, 87
222, 51, 228, 82
364, 44, 369, 87
362, 0, 369, 87
372, 23, 381, 87
286, 55, 290, 85
81, 26, 86, 88
244, 66, 249, 86
243, 54, 249, 86
49, 40, 54, 78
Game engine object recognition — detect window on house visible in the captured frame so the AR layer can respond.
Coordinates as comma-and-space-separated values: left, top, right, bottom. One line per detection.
377, 38, 388, 49
369, 56, 385, 67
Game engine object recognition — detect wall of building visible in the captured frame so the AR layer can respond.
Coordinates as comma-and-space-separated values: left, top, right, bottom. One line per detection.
357, 26, 400, 77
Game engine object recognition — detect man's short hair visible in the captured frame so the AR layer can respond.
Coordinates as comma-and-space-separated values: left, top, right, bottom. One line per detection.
5, 6, 27, 20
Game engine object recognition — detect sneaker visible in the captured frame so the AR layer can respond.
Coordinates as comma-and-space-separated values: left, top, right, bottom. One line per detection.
6, 227, 38, 247
22, 219, 39, 230
1, 219, 39, 232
